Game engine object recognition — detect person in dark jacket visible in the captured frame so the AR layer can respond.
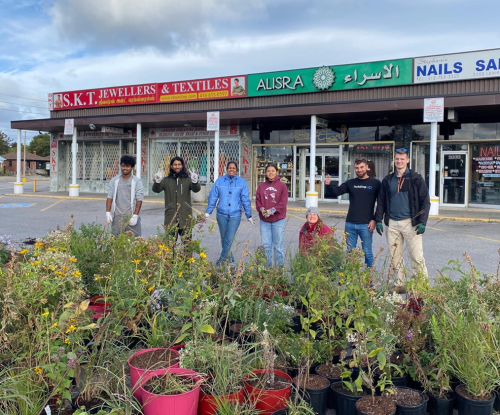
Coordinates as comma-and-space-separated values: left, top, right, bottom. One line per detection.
256, 163, 288, 267
205, 160, 254, 267
375, 149, 430, 289
152, 156, 201, 242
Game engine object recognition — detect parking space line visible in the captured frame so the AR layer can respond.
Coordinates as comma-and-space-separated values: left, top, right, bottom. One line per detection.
460, 233, 500, 243
41, 199, 65, 212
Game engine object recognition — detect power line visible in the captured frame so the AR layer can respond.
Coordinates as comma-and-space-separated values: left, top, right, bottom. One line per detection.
0, 99, 48, 109
0, 107, 49, 116
0, 92, 47, 102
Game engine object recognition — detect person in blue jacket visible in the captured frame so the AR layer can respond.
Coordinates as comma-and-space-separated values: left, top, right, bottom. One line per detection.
205, 160, 255, 267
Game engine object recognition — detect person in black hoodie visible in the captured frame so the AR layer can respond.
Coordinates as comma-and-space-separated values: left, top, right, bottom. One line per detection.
375, 149, 430, 290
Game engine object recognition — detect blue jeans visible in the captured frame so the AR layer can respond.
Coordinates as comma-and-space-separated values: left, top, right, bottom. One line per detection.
260, 219, 285, 267
345, 222, 374, 267
216, 213, 241, 267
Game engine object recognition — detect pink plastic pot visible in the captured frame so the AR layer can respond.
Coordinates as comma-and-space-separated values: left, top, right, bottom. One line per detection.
198, 386, 245, 415
128, 348, 180, 403
140, 368, 202, 415
90, 295, 112, 307
244, 369, 292, 415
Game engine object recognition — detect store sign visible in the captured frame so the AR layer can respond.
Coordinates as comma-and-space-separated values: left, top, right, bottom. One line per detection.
148, 126, 238, 138
48, 93, 53, 110
414, 49, 500, 83
247, 58, 412, 96
58, 131, 134, 139
423, 98, 444, 122
102, 126, 124, 134
158, 76, 246, 102
207, 111, 220, 131
472, 145, 500, 177
355, 144, 392, 154
50, 137, 57, 175
64, 119, 74, 135
316, 117, 328, 128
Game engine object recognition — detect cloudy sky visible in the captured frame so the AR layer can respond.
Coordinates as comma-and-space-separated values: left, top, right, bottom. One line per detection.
0, 0, 499, 144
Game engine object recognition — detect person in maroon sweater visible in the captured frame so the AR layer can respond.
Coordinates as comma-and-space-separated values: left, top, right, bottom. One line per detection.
299, 206, 332, 253
255, 163, 288, 267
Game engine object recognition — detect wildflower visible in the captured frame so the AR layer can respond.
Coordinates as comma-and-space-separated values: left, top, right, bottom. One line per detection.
34, 367, 43, 375
60, 247, 66, 251
19, 249, 29, 255
200, 252, 207, 259
406, 333, 412, 338
70, 318, 76, 323
94, 276, 101, 280
339, 279, 344, 284
35, 242, 43, 247
48, 247, 55, 251
66, 325, 76, 333
64, 338, 70, 344
248, 275, 253, 280
158, 244, 168, 251
156, 251, 162, 255
72, 270, 82, 278
141, 278, 147, 284
249, 267, 253, 271
188, 257, 195, 263
62, 266, 68, 271
41, 311, 49, 317
51, 323, 58, 328
189, 289, 194, 296
207, 272, 211, 276
69, 258, 77, 263
131, 259, 140, 264
148, 286, 155, 292
33, 261, 41, 266
135, 269, 142, 273
178, 272, 183, 277
105, 275, 111, 279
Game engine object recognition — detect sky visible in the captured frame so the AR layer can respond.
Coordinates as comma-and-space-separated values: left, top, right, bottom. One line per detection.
0, 0, 499, 145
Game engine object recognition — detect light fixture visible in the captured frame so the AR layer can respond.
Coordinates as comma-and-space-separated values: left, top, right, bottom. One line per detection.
184, 123, 192, 127
89, 124, 96, 130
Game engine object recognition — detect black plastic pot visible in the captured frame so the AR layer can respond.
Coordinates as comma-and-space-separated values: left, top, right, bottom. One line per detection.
314, 364, 341, 409
331, 381, 365, 415
494, 389, 500, 411
427, 390, 455, 415
392, 387, 427, 415
293, 375, 330, 415
456, 385, 495, 415
271, 410, 288, 415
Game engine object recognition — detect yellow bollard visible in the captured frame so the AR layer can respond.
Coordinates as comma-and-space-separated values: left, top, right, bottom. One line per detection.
22, 177, 26, 183
34, 180, 37, 193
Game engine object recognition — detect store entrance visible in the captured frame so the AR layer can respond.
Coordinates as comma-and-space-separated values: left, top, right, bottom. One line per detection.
440, 151, 468, 207
301, 148, 340, 201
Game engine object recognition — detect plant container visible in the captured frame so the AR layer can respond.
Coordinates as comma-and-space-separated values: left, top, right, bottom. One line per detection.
456, 385, 495, 415
427, 390, 455, 415
140, 368, 201, 415
391, 387, 426, 415
271, 410, 288, 415
293, 374, 330, 415
244, 369, 292, 415
315, 364, 341, 409
128, 347, 180, 403
356, 396, 396, 415
198, 386, 245, 415
331, 381, 366, 415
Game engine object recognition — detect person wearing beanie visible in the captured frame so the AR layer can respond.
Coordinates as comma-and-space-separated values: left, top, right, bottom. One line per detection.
205, 160, 254, 267
152, 156, 201, 243
299, 207, 332, 253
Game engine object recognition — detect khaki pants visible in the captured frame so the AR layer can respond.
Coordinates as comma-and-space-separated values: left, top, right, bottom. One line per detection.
386, 218, 428, 285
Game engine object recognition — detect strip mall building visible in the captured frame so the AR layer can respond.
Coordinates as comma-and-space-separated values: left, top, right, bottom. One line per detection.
11, 48, 500, 209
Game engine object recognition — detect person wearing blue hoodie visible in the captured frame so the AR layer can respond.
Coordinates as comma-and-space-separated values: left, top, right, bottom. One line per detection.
205, 160, 255, 267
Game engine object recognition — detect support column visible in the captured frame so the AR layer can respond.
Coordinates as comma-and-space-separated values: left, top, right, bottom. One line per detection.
69, 126, 79, 197
429, 121, 439, 215
13, 129, 23, 194
136, 123, 142, 179
213, 130, 220, 182
306, 115, 318, 208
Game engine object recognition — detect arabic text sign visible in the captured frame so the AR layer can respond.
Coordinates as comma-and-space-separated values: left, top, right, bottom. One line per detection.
423, 98, 444, 123
247, 58, 412, 97
64, 119, 75, 135
158, 76, 246, 102
207, 111, 220, 131
414, 49, 500, 83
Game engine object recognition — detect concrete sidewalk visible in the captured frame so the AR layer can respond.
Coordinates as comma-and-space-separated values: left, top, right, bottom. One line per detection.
3, 186, 500, 223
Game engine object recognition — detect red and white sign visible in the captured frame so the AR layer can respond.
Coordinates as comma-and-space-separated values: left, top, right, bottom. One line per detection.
64, 119, 75, 135
207, 111, 220, 131
149, 126, 238, 138
423, 98, 444, 122
50, 138, 57, 175
48, 93, 53, 110
51, 84, 157, 110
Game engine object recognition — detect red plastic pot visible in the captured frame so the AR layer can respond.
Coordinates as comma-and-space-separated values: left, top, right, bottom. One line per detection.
198, 386, 245, 415
140, 368, 202, 415
244, 369, 292, 415
128, 348, 180, 403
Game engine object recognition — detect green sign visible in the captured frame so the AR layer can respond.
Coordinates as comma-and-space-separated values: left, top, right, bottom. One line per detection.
247, 58, 412, 97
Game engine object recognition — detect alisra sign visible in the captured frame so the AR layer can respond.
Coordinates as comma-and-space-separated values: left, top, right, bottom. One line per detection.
247, 58, 412, 96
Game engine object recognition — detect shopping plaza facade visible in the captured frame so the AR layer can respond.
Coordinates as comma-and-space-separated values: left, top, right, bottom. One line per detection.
11, 48, 500, 208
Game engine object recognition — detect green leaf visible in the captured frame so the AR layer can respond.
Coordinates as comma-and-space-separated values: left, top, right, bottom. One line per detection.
175, 333, 189, 344
181, 323, 192, 333
368, 347, 383, 358
300, 296, 309, 307
336, 316, 342, 329
200, 324, 215, 334
67, 352, 77, 360
378, 352, 386, 369
309, 329, 317, 339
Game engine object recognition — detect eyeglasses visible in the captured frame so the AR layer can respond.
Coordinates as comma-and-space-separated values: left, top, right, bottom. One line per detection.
395, 148, 408, 153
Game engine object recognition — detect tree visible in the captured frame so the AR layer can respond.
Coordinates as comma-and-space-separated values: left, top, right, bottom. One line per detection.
0, 131, 13, 155
28, 133, 50, 157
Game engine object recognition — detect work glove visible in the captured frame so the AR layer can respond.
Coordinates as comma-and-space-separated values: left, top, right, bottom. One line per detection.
189, 170, 199, 184
415, 224, 426, 235
260, 207, 268, 217
376, 222, 384, 236
268, 207, 276, 216
154, 169, 163, 184
129, 214, 139, 227
205, 213, 210, 218
248, 217, 255, 226
105, 212, 113, 224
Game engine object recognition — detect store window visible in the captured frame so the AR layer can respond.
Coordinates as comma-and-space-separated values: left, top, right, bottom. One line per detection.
470, 143, 500, 206
253, 145, 294, 198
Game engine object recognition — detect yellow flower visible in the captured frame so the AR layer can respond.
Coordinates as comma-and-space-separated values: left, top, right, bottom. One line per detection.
249, 267, 253, 271
70, 318, 76, 323
62, 266, 68, 271
188, 257, 195, 263
156, 251, 162, 256
94, 276, 101, 280
41, 311, 49, 317
69, 258, 77, 263
178, 272, 183, 278
66, 325, 76, 333
207, 272, 211, 276
72, 270, 82, 278
59, 247, 66, 251
35, 242, 43, 247
340, 279, 344, 284
105, 275, 111, 280
131, 259, 140, 264
200, 252, 207, 259
248, 276, 253, 280
141, 278, 147, 284
148, 286, 155, 292
19, 249, 29, 255
189, 289, 194, 296
135, 269, 142, 273
34, 367, 43, 375
158, 244, 169, 252
65, 338, 71, 344
33, 261, 41, 266
51, 322, 58, 328
48, 247, 55, 251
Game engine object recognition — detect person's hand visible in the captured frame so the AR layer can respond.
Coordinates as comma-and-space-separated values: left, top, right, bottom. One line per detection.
153, 169, 163, 184
368, 220, 376, 232
325, 174, 331, 186
260, 207, 268, 217
415, 224, 426, 235
105, 212, 113, 224
376, 222, 384, 236
129, 214, 139, 226
189, 170, 199, 184
268, 207, 276, 216
248, 217, 255, 226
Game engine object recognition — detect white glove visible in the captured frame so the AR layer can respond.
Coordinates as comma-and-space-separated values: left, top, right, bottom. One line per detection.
190, 170, 199, 184
248, 217, 255, 226
205, 213, 210, 218
154, 169, 163, 184
129, 214, 139, 226
105, 212, 113, 224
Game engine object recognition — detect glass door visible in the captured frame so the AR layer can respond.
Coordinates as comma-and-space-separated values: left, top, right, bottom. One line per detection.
441, 152, 468, 206
305, 155, 322, 198
304, 149, 340, 201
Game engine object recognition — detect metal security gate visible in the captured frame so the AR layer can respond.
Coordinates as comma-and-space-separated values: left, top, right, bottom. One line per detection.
210, 140, 240, 182
68, 141, 121, 181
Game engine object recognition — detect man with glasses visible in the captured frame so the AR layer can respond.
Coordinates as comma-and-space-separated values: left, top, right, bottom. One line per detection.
375, 148, 430, 291
325, 158, 381, 268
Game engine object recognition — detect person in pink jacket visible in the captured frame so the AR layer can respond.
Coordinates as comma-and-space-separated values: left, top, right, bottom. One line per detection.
256, 163, 288, 267
299, 206, 332, 253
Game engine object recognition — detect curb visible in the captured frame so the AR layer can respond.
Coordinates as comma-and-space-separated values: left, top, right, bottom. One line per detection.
3, 193, 500, 223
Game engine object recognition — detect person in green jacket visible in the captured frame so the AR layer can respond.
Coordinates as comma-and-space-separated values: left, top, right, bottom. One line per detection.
152, 156, 201, 242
